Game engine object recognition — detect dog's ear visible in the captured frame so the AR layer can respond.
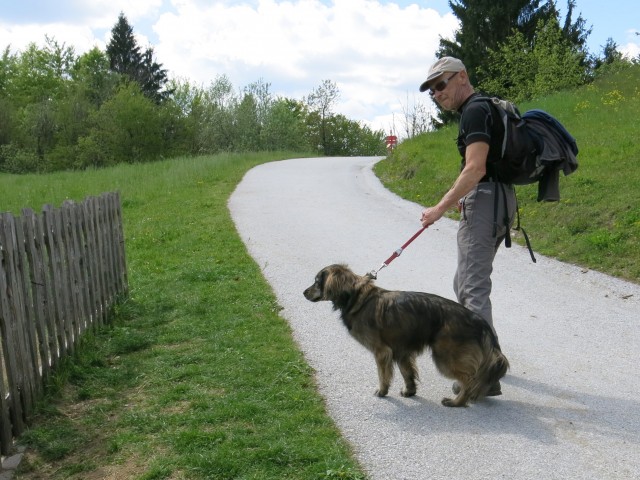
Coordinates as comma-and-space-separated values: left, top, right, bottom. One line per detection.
317, 269, 328, 290
321, 268, 338, 300
322, 265, 359, 308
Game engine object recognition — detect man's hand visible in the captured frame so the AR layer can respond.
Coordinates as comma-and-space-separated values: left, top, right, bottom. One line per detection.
420, 206, 444, 228
420, 142, 489, 228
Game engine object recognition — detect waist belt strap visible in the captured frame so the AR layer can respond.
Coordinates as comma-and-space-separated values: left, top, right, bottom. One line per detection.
492, 181, 537, 263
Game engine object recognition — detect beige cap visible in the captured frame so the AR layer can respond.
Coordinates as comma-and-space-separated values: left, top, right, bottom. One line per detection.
419, 56, 466, 92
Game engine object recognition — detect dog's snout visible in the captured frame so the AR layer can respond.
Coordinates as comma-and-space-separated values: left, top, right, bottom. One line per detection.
303, 283, 322, 302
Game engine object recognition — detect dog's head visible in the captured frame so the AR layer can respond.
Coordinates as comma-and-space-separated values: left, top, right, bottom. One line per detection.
303, 264, 372, 308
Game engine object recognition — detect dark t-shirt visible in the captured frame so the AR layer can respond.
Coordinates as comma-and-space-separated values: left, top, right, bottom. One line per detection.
456, 93, 504, 182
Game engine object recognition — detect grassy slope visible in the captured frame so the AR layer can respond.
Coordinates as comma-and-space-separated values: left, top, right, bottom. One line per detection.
2, 153, 366, 480
375, 64, 640, 282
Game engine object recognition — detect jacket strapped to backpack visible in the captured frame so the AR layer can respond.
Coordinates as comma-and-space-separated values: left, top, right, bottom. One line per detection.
466, 96, 579, 263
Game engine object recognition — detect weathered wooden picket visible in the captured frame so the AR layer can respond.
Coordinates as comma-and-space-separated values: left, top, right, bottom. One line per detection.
0, 192, 127, 455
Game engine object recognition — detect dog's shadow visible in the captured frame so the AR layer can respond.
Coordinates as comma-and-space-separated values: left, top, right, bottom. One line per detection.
376, 373, 640, 446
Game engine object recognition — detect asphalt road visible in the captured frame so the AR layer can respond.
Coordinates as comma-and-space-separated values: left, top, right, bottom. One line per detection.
228, 156, 640, 480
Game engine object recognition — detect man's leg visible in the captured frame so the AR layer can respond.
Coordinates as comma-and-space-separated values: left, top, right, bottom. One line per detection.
452, 183, 515, 397
453, 183, 515, 328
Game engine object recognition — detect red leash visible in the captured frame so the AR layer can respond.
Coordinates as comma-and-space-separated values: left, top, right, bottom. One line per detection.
369, 226, 427, 278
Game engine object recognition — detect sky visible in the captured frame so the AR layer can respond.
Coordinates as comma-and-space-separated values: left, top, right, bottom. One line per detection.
1, 0, 638, 135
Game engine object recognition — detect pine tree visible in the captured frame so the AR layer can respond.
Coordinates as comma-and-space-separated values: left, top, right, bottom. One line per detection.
106, 13, 142, 79
106, 12, 170, 103
438, 0, 551, 86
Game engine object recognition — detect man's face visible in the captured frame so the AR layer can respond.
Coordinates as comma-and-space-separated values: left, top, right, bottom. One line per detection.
429, 71, 462, 111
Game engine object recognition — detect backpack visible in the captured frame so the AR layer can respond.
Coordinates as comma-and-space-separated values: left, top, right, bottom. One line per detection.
468, 96, 579, 191
466, 96, 580, 262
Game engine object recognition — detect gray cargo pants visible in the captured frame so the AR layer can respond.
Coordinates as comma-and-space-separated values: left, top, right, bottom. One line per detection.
454, 182, 516, 330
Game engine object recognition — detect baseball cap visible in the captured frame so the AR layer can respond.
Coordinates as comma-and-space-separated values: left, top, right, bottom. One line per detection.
419, 57, 466, 92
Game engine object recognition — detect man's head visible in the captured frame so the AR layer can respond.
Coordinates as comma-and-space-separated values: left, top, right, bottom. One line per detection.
419, 56, 473, 111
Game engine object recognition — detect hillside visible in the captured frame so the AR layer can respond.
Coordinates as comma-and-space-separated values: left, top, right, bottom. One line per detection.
375, 64, 640, 283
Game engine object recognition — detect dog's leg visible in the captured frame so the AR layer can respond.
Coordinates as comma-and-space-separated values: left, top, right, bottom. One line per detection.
441, 380, 472, 407
397, 353, 418, 397
373, 347, 393, 397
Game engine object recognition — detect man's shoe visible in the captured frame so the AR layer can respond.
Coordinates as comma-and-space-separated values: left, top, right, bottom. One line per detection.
451, 381, 502, 396
487, 382, 502, 396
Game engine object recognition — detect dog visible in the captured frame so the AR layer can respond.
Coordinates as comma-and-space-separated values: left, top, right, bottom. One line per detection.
303, 264, 509, 407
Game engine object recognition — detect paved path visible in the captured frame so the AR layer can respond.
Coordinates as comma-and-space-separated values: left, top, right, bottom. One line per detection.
228, 156, 640, 480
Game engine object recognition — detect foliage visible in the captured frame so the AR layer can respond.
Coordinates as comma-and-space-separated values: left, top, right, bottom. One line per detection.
478, 16, 585, 102
435, 0, 592, 125
0, 16, 385, 173
376, 64, 640, 282
106, 13, 170, 104
531, 16, 586, 97
438, 0, 552, 86
78, 82, 167, 167
305, 79, 341, 155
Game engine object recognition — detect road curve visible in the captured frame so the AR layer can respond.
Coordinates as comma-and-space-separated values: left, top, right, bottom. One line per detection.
228, 156, 640, 480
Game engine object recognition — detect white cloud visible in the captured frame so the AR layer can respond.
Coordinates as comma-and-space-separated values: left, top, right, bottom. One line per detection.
151, 0, 457, 132
621, 42, 640, 59
0, 0, 456, 134
0, 23, 100, 52
0, 0, 162, 53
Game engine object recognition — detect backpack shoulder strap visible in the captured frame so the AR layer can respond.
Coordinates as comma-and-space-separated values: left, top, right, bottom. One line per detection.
466, 96, 516, 158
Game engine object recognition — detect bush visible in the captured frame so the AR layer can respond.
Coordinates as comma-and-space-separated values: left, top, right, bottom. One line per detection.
0, 143, 43, 173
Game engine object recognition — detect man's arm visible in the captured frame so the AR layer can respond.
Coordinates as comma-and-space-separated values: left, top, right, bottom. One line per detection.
420, 141, 489, 227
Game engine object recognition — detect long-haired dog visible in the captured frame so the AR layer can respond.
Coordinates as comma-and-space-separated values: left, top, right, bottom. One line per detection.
303, 264, 509, 407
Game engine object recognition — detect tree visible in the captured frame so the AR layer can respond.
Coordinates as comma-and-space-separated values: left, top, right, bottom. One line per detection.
478, 16, 584, 101
532, 16, 585, 97
601, 38, 624, 66
438, 1, 590, 86
261, 98, 308, 151
559, 0, 591, 54
320, 114, 385, 156
106, 13, 170, 103
0, 48, 17, 146
477, 29, 537, 102
243, 79, 273, 129
106, 13, 141, 79
398, 92, 434, 138
78, 82, 164, 167
196, 75, 236, 153
438, 0, 551, 86
305, 79, 340, 155
234, 93, 260, 151
72, 47, 118, 106
8, 37, 75, 105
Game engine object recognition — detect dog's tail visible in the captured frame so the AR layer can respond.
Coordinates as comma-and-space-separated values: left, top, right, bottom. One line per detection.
468, 331, 510, 401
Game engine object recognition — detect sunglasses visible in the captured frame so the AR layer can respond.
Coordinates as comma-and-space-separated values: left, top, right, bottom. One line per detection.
428, 72, 459, 96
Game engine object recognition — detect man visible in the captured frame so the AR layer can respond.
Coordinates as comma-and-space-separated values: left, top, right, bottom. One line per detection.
418, 57, 516, 396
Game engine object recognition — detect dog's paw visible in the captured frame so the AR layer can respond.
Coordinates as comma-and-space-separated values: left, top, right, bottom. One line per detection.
400, 388, 416, 397
441, 397, 468, 408
374, 389, 388, 397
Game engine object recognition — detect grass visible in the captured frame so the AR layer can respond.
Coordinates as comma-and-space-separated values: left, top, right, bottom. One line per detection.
376, 63, 640, 283
2, 152, 367, 479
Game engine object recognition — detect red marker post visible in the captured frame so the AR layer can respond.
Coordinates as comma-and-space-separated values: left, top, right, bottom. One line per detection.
385, 134, 398, 152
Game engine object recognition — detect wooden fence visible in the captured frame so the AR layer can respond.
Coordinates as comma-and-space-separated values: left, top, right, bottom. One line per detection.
0, 192, 127, 455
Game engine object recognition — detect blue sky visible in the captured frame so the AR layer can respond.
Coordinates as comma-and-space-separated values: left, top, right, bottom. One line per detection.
1, 1, 638, 135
